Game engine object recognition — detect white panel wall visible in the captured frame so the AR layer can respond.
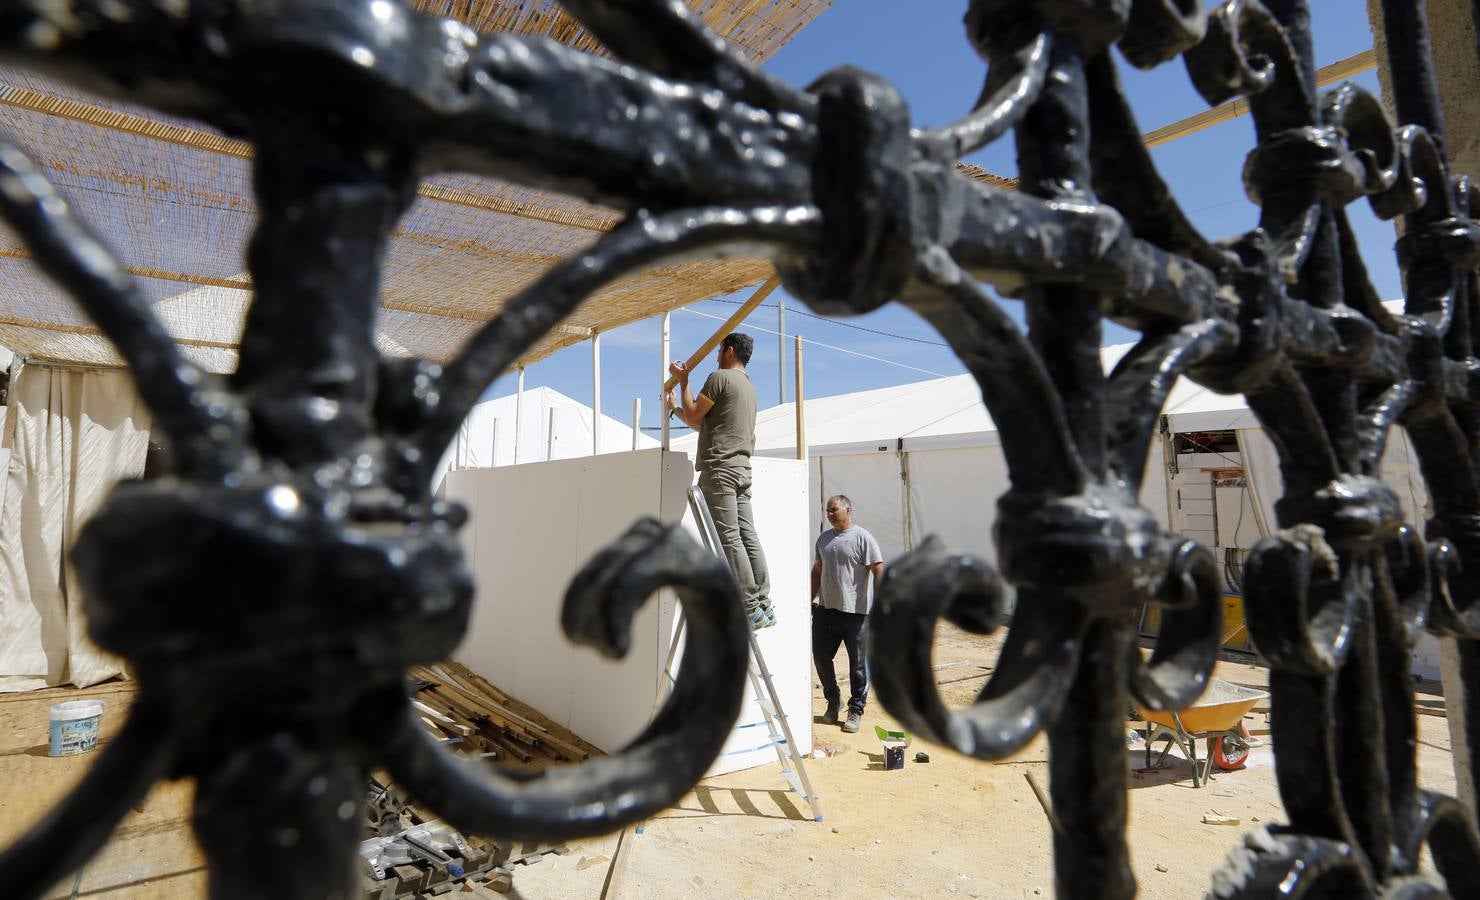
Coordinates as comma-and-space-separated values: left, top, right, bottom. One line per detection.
447, 449, 687, 752
693, 456, 814, 776
446, 450, 811, 773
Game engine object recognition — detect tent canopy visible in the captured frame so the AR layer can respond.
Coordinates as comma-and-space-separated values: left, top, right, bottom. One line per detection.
0, 0, 831, 373
694, 304, 1407, 457
434, 385, 658, 486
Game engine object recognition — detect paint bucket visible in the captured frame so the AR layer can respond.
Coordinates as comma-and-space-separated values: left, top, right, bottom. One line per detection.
48, 700, 103, 757
883, 744, 906, 770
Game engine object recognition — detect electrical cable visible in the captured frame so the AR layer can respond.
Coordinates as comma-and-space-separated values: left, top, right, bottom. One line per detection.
704, 297, 951, 347
678, 307, 951, 378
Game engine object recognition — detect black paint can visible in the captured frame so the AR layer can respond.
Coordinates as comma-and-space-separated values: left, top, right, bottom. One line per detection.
884, 745, 906, 770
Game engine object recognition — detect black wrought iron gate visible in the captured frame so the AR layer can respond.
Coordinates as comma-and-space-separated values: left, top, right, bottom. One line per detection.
0, 1, 1478, 897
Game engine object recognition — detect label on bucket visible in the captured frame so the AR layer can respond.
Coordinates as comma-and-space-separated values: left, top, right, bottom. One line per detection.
49, 701, 103, 757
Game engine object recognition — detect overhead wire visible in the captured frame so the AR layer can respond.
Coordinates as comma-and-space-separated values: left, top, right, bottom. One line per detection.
703, 296, 951, 347
677, 307, 951, 378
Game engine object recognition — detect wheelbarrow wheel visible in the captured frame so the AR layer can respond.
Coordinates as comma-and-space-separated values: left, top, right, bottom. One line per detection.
1208, 725, 1251, 771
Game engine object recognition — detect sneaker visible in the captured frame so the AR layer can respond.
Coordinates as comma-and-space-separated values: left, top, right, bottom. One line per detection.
842, 710, 861, 733
822, 701, 840, 724
748, 606, 777, 630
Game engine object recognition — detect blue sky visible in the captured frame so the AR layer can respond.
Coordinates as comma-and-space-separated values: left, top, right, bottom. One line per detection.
487, 2, 1395, 435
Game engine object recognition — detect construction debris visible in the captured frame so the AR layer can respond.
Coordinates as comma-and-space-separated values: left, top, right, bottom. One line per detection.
361, 774, 567, 898
359, 661, 603, 898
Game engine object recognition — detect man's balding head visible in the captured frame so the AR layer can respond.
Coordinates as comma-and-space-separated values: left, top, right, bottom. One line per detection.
825, 494, 853, 531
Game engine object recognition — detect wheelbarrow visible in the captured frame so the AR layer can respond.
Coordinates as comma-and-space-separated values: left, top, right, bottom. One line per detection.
1134, 679, 1268, 788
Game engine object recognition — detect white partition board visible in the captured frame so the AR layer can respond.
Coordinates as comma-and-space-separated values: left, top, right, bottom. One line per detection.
682, 456, 814, 776
445, 450, 810, 776
446, 449, 692, 752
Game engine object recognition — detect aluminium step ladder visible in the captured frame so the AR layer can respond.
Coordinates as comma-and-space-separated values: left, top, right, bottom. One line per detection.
651, 486, 823, 822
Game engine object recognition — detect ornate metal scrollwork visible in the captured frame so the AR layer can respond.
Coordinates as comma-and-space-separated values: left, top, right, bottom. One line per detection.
0, 0, 1478, 897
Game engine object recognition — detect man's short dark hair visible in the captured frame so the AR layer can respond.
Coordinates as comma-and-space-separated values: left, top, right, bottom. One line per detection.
722, 332, 754, 365
828, 495, 852, 510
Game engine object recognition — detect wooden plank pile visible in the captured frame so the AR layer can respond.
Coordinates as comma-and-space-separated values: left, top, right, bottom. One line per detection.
406, 661, 601, 765
361, 662, 597, 898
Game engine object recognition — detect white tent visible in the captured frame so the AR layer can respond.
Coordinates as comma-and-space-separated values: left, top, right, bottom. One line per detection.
673, 344, 1151, 562
676, 331, 1440, 675
434, 386, 658, 488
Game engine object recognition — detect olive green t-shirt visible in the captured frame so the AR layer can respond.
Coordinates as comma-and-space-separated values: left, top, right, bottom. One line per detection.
695, 368, 756, 472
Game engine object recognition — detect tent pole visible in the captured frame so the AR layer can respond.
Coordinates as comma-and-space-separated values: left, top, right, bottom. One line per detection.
592, 330, 602, 456
514, 366, 525, 464
661, 311, 672, 451
777, 295, 786, 405
632, 398, 642, 450
489, 418, 499, 468
900, 440, 913, 551
794, 333, 806, 461
546, 410, 555, 462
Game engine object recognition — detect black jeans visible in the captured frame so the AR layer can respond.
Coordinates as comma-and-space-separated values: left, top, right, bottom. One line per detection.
812, 606, 869, 714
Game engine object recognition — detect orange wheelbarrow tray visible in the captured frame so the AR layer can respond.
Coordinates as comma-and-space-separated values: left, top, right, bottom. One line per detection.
1133, 679, 1268, 789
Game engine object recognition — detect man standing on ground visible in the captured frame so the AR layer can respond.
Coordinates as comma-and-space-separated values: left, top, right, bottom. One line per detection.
812, 494, 884, 733
669, 333, 775, 630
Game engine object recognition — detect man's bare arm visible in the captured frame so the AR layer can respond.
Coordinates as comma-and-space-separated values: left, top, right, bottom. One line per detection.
667, 362, 715, 428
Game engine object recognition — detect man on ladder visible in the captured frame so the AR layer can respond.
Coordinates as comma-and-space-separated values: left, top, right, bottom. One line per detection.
668, 332, 776, 630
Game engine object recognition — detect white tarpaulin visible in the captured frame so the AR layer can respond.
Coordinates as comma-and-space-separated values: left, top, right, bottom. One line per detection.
816, 452, 907, 560
0, 365, 149, 692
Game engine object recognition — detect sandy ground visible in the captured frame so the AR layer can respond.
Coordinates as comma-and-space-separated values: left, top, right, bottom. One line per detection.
514, 624, 1459, 900
0, 624, 1459, 898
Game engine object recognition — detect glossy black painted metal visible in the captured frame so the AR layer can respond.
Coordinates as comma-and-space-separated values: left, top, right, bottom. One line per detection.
0, 0, 1475, 897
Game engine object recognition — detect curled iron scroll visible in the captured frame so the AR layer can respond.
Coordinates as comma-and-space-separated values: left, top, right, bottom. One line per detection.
867, 536, 1083, 760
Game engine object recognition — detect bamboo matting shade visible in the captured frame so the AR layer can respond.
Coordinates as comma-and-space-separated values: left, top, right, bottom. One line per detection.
0, 0, 832, 373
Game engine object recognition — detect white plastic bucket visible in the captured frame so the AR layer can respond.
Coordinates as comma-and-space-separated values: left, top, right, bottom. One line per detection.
49, 700, 104, 757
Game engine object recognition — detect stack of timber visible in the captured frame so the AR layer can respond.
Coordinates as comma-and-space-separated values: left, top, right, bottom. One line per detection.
362, 661, 595, 897
406, 661, 602, 766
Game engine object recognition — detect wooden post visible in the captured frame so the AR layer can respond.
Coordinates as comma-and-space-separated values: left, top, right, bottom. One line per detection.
662, 275, 780, 394
794, 333, 806, 461
661, 311, 672, 450
632, 398, 642, 450
592, 330, 602, 456
513, 366, 525, 464
777, 295, 786, 405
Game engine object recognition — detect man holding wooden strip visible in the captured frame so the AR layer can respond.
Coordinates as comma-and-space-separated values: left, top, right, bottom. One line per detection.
669, 333, 776, 630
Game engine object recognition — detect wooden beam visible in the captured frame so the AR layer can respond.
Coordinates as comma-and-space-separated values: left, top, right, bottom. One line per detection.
592, 330, 602, 456
660, 311, 672, 449
662, 274, 779, 393
960, 48, 1378, 190
1142, 49, 1377, 148
0, 313, 237, 350
794, 333, 806, 461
